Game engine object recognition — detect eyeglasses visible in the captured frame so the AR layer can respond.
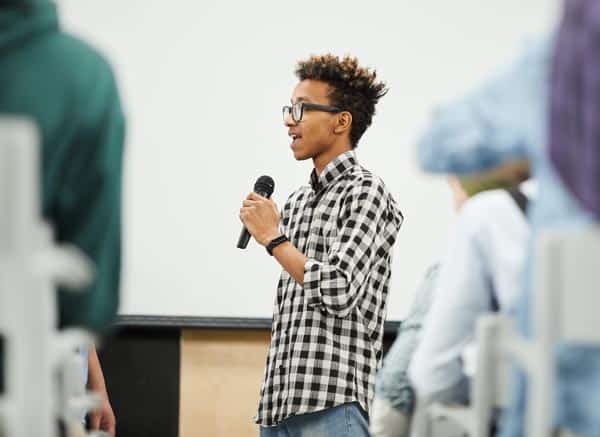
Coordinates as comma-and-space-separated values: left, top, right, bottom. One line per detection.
282, 102, 342, 123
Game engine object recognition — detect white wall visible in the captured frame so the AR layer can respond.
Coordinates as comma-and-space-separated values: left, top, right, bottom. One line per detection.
59, 0, 558, 320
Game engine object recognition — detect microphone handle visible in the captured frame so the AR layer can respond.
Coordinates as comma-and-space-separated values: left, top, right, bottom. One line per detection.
237, 227, 251, 249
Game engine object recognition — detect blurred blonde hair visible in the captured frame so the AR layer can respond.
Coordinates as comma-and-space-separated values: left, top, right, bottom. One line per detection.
457, 160, 530, 197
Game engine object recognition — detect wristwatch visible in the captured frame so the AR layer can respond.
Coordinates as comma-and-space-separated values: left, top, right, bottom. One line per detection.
266, 234, 288, 256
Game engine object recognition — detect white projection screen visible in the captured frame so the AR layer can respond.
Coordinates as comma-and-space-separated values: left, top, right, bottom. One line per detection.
59, 0, 558, 321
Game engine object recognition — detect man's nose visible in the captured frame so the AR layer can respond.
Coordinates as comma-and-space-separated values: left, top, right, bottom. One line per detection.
283, 111, 296, 127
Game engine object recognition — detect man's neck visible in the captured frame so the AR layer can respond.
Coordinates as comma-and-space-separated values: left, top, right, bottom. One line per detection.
313, 143, 353, 176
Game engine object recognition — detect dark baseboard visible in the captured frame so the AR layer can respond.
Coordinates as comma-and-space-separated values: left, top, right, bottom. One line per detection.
115, 315, 401, 334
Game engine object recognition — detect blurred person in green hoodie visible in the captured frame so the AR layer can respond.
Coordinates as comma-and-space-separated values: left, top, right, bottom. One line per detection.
0, 0, 125, 435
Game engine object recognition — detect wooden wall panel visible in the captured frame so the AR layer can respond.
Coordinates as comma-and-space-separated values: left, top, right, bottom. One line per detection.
179, 330, 270, 437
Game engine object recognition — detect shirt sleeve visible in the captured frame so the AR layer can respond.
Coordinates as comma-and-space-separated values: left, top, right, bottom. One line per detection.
408, 203, 493, 400
56, 58, 125, 333
303, 177, 401, 318
417, 35, 552, 175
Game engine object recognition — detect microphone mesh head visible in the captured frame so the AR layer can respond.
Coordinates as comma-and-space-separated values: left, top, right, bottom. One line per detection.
254, 175, 275, 197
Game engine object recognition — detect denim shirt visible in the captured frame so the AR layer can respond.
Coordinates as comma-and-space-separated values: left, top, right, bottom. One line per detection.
416, 35, 599, 436
417, 35, 591, 228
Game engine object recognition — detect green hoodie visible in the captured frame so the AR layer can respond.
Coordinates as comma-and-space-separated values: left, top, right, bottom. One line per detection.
0, 0, 125, 332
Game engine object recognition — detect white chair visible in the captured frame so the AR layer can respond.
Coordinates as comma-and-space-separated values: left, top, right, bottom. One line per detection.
418, 313, 512, 437
419, 227, 600, 437
0, 118, 102, 437
504, 226, 600, 437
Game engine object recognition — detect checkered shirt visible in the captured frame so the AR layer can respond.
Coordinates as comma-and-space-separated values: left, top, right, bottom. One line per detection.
255, 150, 404, 426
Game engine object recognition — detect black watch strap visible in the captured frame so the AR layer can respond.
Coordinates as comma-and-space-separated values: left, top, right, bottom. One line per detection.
266, 235, 288, 256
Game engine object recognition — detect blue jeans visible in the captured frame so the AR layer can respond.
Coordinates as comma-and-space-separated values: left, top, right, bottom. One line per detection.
259, 402, 369, 437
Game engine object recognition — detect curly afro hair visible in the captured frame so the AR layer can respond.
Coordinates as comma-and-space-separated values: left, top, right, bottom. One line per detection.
295, 54, 388, 148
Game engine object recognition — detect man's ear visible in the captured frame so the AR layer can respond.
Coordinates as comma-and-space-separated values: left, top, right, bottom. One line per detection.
334, 111, 352, 135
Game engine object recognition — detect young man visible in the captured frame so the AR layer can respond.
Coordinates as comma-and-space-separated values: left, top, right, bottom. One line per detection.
239, 54, 403, 436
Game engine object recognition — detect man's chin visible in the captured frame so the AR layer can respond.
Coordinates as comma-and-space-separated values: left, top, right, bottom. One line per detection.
292, 149, 311, 161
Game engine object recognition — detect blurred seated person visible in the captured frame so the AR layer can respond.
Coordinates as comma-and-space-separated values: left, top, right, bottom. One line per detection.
371, 166, 530, 437
409, 164, 531, 406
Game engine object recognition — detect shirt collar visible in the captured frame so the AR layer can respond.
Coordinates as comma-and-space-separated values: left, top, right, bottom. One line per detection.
309, 150, 358, 192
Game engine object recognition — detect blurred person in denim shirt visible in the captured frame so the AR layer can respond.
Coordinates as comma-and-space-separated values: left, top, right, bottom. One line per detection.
416, 9, 600, 435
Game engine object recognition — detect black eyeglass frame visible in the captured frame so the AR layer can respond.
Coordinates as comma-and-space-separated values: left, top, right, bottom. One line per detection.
282, 102, 342, 123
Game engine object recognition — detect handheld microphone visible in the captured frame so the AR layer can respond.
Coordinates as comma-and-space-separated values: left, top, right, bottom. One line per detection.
237, 175, 275, 249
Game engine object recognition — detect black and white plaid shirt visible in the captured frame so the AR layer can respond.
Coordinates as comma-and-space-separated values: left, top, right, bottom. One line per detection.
255, 151, 403, 426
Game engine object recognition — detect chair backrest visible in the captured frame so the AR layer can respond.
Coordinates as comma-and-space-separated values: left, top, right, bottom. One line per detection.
0, 117, 57, 437
534, 226, 600, 344
0, 117, 40, 253
476, 315, 513, 407
0, 117, 100, 437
